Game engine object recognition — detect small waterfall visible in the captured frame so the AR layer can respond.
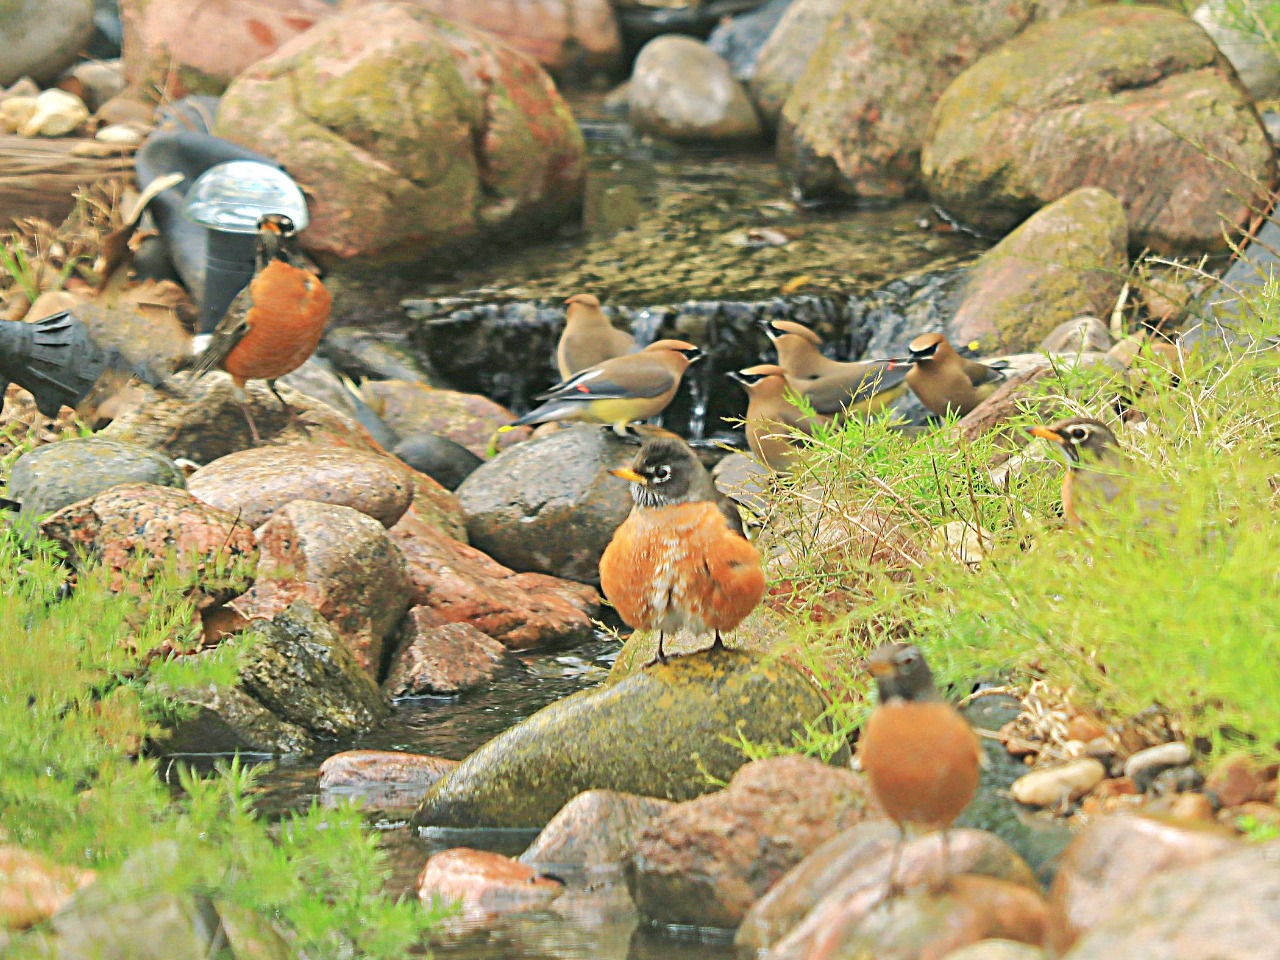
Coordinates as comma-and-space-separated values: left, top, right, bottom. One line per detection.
628, 307, 663, 349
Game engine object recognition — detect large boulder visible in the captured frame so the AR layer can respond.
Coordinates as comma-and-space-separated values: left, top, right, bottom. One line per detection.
749, 0, 845, 126
383, 614, 509, 697
214, 3, 586, 270
520, 790, 675, 870
628, 36, 762, 143
0, 0, 95, 86
922, 5, 1275, 255
779, 0, 1085, 201
411, 648, 843, 829
361, 380, 529, 458
7, 437, 184, 519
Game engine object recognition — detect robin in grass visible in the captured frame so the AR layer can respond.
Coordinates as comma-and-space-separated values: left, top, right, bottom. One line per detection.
599, 437, 765, 666
187, 214, 331, 443
860, 642, 980, 898
760, 319, 911, 417
510, 340, 701, 439
557, 293, 635, 379
894, 332, 1006, 418
726, 364, 832, 471
1027, 416, 1126, 528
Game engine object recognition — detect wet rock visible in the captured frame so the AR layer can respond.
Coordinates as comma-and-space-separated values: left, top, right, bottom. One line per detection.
780, 0, 1085, 202
188, 445, 414, 530
417, 848, 562, 920
94, 91, 153, 128
1047, 814, 1242, 954
226, 501, 412, 676
626, 755, 876, 928
609, 602, 792, 678
1205, 755, 1277, 809
749, 0, 844, 126
942, 942, 1047, 960
390, 503, 599, 650
457, 426, 635, 584
19, 89, 90, 137
318, 750, 457, 808
119, 0, 334, 98
277, 359, 362, 420
384, 615, 509, 697
520, 790, 675, 870
1194, 0, 1280, 102
1063, 846, 1280, 960
412, 648, 841, 829
361, 379, 528, 458
393, 434, 483, 491
215, 3, 585, 270
0, 0, 95, 87
56, 59, 125, 112
949, 188, 1128, 353
23, 893, 223, 960
0, 847, 95, 930
323, 326, 434, 384
1011, 759, 1106, 809
922, 5, 1274, 255
738, 824, 1038, 957
214, 901, 297, 960
629, 36, 762, 143
708, 0, 792, 82
150, 681, 315, 755
1123, 741, 1193, 792
1039, 316, 1113, 356
7, 437, 184, 518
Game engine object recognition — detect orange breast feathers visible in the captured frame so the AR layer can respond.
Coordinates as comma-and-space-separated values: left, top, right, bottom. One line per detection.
223, 261, 332, 383
599, 500, 765, 635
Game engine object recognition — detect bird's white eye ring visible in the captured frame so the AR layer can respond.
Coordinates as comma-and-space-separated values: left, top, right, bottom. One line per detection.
1069, 426, 1090, 441
654, 465, 672, 482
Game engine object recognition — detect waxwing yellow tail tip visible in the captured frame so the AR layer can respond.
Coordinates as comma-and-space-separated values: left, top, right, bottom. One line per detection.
486, 424, 517, 458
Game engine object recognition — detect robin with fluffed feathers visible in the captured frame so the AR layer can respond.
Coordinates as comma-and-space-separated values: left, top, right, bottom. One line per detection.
894, 332, 1005, 418
557, 293, 635, 379
727, 364, 832, 471
600, 437, 765, 666
511, 340, 701, 438
188, 213, 331, 443
761, 319, 911, 417
860, 642, 980, 898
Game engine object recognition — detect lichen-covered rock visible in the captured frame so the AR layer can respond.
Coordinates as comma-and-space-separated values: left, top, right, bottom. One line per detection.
318, 750, 457, 808
922, 5, 1274, 254
0, 0, 95, 87
749, 0, 844, 126
150, 681, 315, 756
361, 380, 528, 458
7, 437, 184, 518
412, 648, 842, 829
628, 36, 762, 143
214, 3, 586, 269
383, 615, 509, 697
520, 790, 675, 870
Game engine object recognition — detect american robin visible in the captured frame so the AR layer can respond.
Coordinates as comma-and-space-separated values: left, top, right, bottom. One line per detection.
894, 332, 1006, 418
1027, 416, 1125, 528
510, 340, 701, 438
187, 214, 331, 443
557, 293, 635, 379
726, 363, 832, 471
760, 319, 911, 417
860, 642, 980, 898
599, 436, 765, 665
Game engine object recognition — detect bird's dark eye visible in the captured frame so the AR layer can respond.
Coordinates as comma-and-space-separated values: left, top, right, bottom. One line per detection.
653, 465, 672, 482
898, 651, 918, 666
1069, 426, 1090, 442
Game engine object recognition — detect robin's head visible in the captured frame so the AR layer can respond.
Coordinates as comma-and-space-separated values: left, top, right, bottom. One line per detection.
727, 364, 787, 395
644, 340, 702, 369
865, 642, 940, 704
1028, 417, 1118, 468
610, 437, 704, 507
255, 213, 298, 263
903, 332, 954, 365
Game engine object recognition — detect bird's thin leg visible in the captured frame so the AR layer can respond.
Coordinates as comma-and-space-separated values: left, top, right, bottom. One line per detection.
233, 384, 262, 445
646, 632, 668, 668
935, 828, 954, 894
268, 379, 309, 435
711, 630, 725, 651
881, 825, 906, 902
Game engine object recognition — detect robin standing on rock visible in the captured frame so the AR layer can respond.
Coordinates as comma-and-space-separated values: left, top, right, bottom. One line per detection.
760, 319, 911, 418
187, 214, 331, 443
600, 437, 765, 666
557, 293, 635, 379
726, 364, 832, 471
893, 332, 1006, 418
859, 642, 980, 898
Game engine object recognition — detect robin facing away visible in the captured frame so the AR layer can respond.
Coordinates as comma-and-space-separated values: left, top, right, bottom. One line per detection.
894, 332, 1006, 418
599, 437, 765, 666
557, 293, 635, 379
187, 214, 331, 443
510, 340, 701, 439
726, 364, 832, 471
860, 642, 980, 898
760, 319, 911, 418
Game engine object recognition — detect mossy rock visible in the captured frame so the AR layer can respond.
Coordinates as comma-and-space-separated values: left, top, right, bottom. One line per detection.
7, 437, 184, 518
412, 647, 846, 829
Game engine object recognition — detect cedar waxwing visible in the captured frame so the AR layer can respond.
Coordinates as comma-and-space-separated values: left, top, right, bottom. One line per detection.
895, 333, 1006, 418
511, 339, 702, 437
557, 293, 636, 379
759, 319, 912, 416
726, 364, 832, 471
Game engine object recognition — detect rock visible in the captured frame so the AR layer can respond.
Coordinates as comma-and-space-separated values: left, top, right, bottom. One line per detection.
95, 123, 145, 147
7, 437, 184, 518
214, 3, 585, 270
119, 0, 334, 98
237, 601, 389, 739
389, 504, 599, 650
1063, 847, 1280, 960
942, 942, 1047, 960
392, 434, 483, 491
0, 0, 95, 87
56, 59, 125, 111
39, 483, 256, 608
629, 35, 762, 143
318, 750, 457, 808
225, 501, 412, 676
417, 849, 562, 920
738, 823, 1038, 957
0, 97, 36, 134
384, 615, 509, 697
626, 755, 876, 928
213, 901, 296, 960
708, 0, 793, 82
0, 847, 94, 930
187, 445, 414, 530
151, 680, 316, 755
1011, 759, 1106, 809
412, 648, 842, 829
948, 188, 1128, 353
779, 0, 1085, 202
1194, 0, 1280, 102
361, 379, 527, 458
1047, 814, 1242, 954
520, 790, 675, 870
1123, 741, 1193, 791
19, 89, 90, 137
340, 0, 622, 78
1039, 316, 1113, 356
1206, 755, 1277, 809
323, 326, 435, 384
94, 92, 153, 128
749, 0, 844, 126
922, 5, 1274, 255
457, 425, 636, 584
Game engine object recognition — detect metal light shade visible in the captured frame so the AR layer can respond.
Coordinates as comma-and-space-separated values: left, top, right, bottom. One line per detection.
182, 160, 309, 234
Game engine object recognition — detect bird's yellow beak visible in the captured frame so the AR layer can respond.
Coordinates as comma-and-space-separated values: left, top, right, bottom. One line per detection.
1028, 425, 1065, 445
865, 660, 893, 677
609, 467, 646, 484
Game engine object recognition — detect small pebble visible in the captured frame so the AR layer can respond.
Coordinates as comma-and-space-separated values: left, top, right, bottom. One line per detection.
95, 123, 144, 146
1011, 758, 1106, 808
1124, 741, 1192, 785
19, 89, 89, 137
1067, 713, 1107, 742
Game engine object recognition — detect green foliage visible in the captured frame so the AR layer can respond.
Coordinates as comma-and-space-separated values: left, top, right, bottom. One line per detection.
1236, 812, 1280, 842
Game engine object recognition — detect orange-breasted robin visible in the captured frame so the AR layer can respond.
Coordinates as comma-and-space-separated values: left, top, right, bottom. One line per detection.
891, 332, 1006, 418
760, 318, 911, 417
599, 437, 765, 666
188, 213, 331, 443
726, 363, 832, 471
1027, 416, 1125, 528
557, 293, 635, 379
860, 642, 980, 897
511, 340, 701, 438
